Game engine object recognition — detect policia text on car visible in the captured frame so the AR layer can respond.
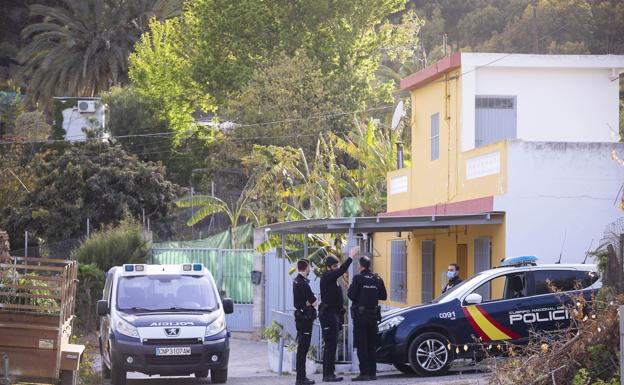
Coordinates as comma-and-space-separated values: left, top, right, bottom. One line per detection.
293, 259, 317, 385
348, 256, 387, 382
318, 247, 358, 382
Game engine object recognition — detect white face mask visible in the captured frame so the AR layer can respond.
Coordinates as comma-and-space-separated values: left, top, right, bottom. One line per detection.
447, 271, 457, 280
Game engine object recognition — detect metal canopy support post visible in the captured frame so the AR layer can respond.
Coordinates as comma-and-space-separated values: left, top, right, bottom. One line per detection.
304, 234, 308, 259
281, 235, 286, 312
620, 305, 624, 384
347, 227, 357, 372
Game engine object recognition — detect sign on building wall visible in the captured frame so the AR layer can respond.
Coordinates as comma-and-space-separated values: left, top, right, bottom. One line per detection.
390, 175, 408, 194
466, 151, 501, 180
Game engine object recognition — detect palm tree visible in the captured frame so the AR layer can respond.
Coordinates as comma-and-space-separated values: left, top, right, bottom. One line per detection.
18, 0, 181, 107
176, 192, 258, 249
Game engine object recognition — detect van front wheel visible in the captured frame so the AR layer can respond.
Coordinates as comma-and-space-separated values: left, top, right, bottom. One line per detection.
110, 360, 126, 385
211, 368, 228, 383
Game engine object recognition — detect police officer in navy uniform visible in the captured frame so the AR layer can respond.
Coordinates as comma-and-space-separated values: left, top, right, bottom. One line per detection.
347, 256, 387, 381
442, 263, 462, 293
319, 247, 357, 382
293, 259, 317, 385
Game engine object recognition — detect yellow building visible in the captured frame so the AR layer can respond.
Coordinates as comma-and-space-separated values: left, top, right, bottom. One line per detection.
373, 52, 624, 308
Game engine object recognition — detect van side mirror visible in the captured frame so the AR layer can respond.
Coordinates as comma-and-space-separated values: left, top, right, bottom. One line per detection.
96, 300, 110, 316
222, 298, 234, 314
464, 293, 482, 305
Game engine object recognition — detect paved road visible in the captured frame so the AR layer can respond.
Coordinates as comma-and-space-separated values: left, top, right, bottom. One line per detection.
111, 335, 489, 385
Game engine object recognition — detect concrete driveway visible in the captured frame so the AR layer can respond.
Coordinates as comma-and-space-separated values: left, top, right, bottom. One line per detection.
109, 334, 489, 385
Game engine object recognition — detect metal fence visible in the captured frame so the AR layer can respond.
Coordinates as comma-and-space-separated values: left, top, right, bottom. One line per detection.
150, 247, 254, 331
265, 251, 352, 363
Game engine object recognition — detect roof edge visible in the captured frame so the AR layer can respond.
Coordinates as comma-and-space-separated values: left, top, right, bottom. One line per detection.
400, 52, 461, 92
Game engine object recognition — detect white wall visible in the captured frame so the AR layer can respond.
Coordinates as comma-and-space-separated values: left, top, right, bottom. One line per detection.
460, 54, 623, 151
494, 141, 624, 263
62, 104, 107, 141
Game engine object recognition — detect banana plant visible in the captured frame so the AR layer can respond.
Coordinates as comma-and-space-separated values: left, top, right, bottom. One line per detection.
176, 192, 258, 249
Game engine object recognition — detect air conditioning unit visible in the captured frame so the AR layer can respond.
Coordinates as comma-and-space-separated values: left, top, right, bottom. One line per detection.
77, 100, 96, 113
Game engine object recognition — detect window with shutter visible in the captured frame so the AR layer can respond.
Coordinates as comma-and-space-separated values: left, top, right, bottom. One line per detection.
475, 96, 517, 147
421, 240, 434, 303
390, 240, 407, 303
430, 113, 439, 160
474, 237, 492, 299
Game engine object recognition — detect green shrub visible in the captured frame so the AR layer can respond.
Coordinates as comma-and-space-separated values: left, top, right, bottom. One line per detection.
71, 217, 149, 271
71, 217, 149, 330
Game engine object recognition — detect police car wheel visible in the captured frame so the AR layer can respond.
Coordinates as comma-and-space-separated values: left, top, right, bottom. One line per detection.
408, 332, 452, 376
211, 368, 227, 383
394, 362, 415, 374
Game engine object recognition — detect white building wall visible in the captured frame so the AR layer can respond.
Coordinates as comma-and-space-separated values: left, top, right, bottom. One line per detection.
494, 140, 624, 264
61, 104, 107, 141
460, 53, 624, 151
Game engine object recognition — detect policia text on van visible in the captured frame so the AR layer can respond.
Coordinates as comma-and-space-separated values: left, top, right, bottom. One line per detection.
96, 264, 234, 385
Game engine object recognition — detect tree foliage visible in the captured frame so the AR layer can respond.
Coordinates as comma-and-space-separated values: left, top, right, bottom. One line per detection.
18, 0, 182, 107
0, 143, 181, 244
130, 0, 415, 140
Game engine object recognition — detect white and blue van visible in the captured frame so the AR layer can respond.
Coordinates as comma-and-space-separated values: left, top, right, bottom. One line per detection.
96, 263, 233, 384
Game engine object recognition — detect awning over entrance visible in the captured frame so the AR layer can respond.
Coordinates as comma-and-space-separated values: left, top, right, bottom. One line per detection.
260, 212, 504, 235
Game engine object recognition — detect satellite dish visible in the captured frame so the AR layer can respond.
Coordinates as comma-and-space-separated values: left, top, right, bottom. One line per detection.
391, 100, 405, 130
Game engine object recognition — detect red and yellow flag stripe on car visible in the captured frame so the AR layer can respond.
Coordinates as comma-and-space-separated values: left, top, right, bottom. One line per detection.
461, 305, 522, 341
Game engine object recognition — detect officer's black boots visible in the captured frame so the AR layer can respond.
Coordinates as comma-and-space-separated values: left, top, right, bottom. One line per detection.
295, 378, 315, 385
351, 374, 370, 381
322, 374, 343, 382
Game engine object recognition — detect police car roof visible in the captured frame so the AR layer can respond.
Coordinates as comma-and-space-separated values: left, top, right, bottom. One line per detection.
491, 263, 596, 273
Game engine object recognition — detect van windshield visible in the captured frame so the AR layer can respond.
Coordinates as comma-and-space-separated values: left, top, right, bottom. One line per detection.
117, 275, 218, 312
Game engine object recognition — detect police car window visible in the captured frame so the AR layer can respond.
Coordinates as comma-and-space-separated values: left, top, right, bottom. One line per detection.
472, 273, 526, 303
432, 274, 481, 303
532, 270, 599, 295
117, 275, 218, 311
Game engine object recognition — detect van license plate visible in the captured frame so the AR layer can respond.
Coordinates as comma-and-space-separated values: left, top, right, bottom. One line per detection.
155, 347, 191, 356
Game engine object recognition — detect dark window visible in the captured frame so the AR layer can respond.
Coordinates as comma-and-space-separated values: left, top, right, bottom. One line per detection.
533, 270, 600, 295
472, 273, 526, 303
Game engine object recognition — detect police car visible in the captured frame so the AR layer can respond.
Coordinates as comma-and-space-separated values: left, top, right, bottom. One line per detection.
96, 263, 234, 385
376, 256, 601, 376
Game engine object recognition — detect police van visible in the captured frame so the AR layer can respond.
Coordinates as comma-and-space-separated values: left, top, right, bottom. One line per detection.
96, 263, 234, 385
376, 256, 601, 376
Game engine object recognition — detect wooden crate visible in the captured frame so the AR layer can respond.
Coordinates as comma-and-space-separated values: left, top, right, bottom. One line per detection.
0, 256, 81, 382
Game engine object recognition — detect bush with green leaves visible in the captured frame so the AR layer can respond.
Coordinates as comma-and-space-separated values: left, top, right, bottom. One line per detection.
71, 218, 149, 330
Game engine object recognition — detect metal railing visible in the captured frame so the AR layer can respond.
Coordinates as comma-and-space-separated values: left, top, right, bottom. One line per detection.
271, 309, 352, 364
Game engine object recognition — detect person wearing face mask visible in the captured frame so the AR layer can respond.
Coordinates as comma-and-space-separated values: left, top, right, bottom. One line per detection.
442, 263, 462, 293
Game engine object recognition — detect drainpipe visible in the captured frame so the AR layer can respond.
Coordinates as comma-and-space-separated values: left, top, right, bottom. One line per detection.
396, 141, 404, 169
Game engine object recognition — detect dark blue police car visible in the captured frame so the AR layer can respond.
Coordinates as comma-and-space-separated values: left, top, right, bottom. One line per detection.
96, 264, 234, 385
376, 256, 601, 376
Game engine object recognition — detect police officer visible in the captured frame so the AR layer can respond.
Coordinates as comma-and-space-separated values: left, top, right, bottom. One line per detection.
293, 259, 317, 385
319, 247, 357, 382
442, 263, 462, 293
347, 256, 387, 381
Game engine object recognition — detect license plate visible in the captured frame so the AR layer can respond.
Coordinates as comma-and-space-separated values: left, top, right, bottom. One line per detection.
155, 347, 191, 356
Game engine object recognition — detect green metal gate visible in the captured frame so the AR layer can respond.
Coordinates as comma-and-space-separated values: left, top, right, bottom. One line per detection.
150, 248, 254, 331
